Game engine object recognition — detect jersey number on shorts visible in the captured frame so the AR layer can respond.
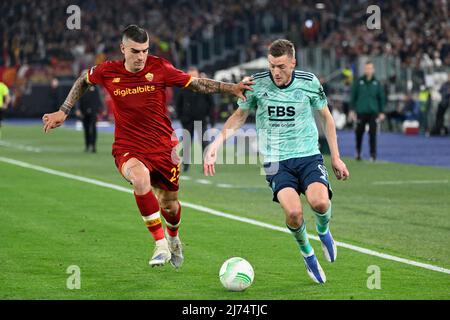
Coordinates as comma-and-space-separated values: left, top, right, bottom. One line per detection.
170, 163, 181, 183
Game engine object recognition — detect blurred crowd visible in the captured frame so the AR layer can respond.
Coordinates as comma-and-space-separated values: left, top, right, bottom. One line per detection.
1, 0, 449, 71
321, 0, 450, 68
0, 0, 449, 134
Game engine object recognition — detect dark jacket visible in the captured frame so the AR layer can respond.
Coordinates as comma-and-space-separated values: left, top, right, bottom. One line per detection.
176, 89, 214, 124
439, 81, 450, 107
350, 76, 386, 114
78, 86, 103, 115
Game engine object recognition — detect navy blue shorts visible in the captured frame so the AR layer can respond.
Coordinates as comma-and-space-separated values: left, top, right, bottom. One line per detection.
264, 154, 333, 203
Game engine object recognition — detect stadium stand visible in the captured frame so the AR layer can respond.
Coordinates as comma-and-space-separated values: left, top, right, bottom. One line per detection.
0, 0, 449, 130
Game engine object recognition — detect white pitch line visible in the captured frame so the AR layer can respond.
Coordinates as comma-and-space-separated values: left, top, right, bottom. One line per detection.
217, 183, 234, 188
196, 179, 212, 185
1, 156, 450, 276
0, 140, 42, 153
181, 178, 263, 190
373, 180, 449, 185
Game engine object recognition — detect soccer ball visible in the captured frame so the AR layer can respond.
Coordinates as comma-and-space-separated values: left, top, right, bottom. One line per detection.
219, 257, 254, 291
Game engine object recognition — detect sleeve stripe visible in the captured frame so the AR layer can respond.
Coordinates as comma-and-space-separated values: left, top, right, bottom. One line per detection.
252, 71, 269, 78
183, 75, 193, 88
294, 76, 313, 82
86, 72, 93, 85
253, 74, 270, 80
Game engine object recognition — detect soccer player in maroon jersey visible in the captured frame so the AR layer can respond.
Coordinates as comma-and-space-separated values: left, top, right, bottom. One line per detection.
42, 25, 253, 268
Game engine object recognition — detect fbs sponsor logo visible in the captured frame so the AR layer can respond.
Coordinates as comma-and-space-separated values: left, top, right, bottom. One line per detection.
113, 85, 156, 97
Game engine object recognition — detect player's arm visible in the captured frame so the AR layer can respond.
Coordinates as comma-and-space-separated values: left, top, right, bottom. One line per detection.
187, 77, 254, 101
316, 106, 350, 181
42, 70, 92, 133
204, 107, 250, 176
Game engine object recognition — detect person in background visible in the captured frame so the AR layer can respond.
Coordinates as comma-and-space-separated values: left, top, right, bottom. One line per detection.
418, 85, 432, 136
349, 61, 386, 161
176, 67, 215, 172
403, 94, 420, 121
49, 78, 62, 112
386, 103, 406, 132
431, 73, 450, 136
75, 84, 105, 153
0, 81, 11, 139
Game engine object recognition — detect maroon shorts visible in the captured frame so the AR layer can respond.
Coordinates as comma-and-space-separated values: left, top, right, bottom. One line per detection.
114, 150, 181, 191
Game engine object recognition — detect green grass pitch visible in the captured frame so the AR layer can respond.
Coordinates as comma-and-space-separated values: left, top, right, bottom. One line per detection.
0, 124, 449, 299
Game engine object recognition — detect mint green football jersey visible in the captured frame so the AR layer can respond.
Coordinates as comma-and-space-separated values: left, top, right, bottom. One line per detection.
237, 70, 328, 162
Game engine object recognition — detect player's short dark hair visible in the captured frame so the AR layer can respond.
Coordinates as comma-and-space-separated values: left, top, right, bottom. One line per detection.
269, 39, 295, 58
365, 60, 374, 65
122, 25, 149, 43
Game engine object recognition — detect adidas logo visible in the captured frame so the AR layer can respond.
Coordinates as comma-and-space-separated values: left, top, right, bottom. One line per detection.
263, 92, 269, 98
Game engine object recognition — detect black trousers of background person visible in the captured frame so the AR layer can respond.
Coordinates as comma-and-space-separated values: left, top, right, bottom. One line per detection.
355, 113, 378, 158
181, 119, 208, 170
82, 113, 97, 152
431, 101, 449, 135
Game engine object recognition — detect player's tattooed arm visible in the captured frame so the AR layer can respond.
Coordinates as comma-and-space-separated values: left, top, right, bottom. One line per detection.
187, 78, 231, 94
187, 77, 254, 101
42, 70, 92, 133
59, 70, 91, 115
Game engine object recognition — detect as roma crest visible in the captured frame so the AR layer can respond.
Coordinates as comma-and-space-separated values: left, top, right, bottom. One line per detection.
145, 72, 154, 82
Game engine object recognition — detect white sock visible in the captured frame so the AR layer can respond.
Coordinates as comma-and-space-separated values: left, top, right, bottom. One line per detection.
167, 234, 179, 242
156, 238, 167, 246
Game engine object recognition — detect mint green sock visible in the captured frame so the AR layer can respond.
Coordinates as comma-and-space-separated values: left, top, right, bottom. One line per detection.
286, 221, 313, 255
313, 201, 332, 234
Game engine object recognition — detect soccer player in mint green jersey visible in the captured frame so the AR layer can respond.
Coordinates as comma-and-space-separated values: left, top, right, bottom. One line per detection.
204, 39, 349, 284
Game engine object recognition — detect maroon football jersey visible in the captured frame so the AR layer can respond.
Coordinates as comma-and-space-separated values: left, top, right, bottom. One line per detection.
87, 56, 191, 156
